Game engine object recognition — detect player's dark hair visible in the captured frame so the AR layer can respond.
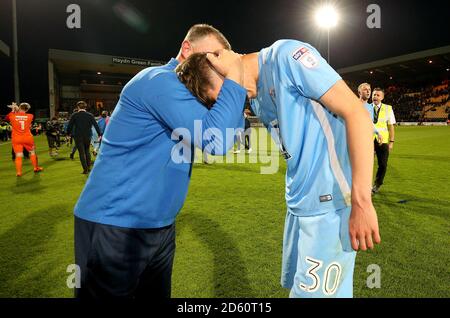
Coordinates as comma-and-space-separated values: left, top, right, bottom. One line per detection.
185, 24, 231, 50
176, 53, 216, 109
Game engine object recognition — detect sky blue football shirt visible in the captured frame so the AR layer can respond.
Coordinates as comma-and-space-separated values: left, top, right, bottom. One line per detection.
250, 40, 352, 216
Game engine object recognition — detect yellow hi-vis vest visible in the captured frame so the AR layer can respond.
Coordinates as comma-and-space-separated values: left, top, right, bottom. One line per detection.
374, 103, 393, 144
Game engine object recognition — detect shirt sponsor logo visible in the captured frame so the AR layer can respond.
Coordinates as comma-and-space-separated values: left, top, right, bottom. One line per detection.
292, 47, 319, 69
292, 47, 309, 60
319, 194, 333, 203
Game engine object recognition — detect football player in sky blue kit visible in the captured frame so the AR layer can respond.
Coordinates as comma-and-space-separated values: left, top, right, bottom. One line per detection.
73, 25, 246, 298
178, 39, 381, 298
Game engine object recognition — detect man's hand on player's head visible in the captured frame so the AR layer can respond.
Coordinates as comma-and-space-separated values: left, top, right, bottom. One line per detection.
206, 49, 244, 86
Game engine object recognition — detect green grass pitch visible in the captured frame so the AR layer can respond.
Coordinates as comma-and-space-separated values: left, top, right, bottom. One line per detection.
0, 126, 449, 298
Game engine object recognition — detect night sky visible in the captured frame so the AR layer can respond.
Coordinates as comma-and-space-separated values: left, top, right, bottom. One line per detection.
1, 0, 450, 112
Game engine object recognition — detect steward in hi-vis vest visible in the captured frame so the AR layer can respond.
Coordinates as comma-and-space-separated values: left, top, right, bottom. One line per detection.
371, 88, 396, 194
374, 103, 394, 144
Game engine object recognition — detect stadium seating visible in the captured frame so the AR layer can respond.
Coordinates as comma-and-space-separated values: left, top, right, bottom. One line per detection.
381, 81, 450, 122
424, 105, 448, 120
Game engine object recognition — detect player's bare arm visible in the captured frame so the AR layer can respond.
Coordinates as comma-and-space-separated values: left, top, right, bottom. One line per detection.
319, 80, 381, 251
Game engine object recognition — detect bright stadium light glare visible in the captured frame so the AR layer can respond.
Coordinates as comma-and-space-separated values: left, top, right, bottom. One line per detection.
315, 5, 339, 29
314, 4, 340, 63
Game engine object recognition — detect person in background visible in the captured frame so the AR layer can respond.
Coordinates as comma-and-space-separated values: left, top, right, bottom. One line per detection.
233, 109, 252, 154
67, 101, 102, 174
244, 108, 252, 153
0, 121, 8, 141
370, 88, 397, 194
91, 110, 109, 156
68, 108, 79, 160
5, 102, 43, 176
97, 110, 109, 133
46, 117, 60, 157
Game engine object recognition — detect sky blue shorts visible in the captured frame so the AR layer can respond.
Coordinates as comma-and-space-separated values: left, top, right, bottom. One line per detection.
281, 207, 357, 298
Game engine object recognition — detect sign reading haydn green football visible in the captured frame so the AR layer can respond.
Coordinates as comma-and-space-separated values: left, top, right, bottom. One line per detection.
112, 57, 155, 66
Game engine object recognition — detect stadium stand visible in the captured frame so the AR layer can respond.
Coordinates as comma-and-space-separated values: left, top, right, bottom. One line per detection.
339, 45, 450, 123
345, 80, 450, 122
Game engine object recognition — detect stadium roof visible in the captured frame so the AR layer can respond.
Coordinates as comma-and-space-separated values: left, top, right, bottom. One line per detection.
49, 49, 164, 77
0, 40, 10, 57
338, 45, 450, 84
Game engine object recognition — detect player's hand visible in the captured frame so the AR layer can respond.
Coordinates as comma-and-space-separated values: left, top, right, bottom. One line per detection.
349, 202, 381, 251
388, 142, 394, 151
206, 49, 243, 85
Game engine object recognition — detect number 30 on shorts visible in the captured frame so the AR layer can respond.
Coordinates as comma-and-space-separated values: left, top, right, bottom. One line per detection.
299, 257, 342, 296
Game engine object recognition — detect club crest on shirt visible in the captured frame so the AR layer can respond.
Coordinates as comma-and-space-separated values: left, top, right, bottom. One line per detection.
292, 47, 319, 69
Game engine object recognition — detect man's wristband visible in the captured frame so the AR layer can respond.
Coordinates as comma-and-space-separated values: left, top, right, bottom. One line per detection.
389, 140, 395, 143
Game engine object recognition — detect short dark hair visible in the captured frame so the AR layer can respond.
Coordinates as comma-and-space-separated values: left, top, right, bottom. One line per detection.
176, 53, 215, 109
76, 101, 87, 109
373, 87, 385, 94
185, 24, 231, 50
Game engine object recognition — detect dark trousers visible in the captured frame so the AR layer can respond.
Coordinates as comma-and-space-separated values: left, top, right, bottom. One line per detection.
70, 145, 77, 157
74, 216, 176, 299
75, 136, 92, 172
0, 131, 7, 141
46, 134, 57, 148
245, 135, 250, 150
374, 141, 390, 187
